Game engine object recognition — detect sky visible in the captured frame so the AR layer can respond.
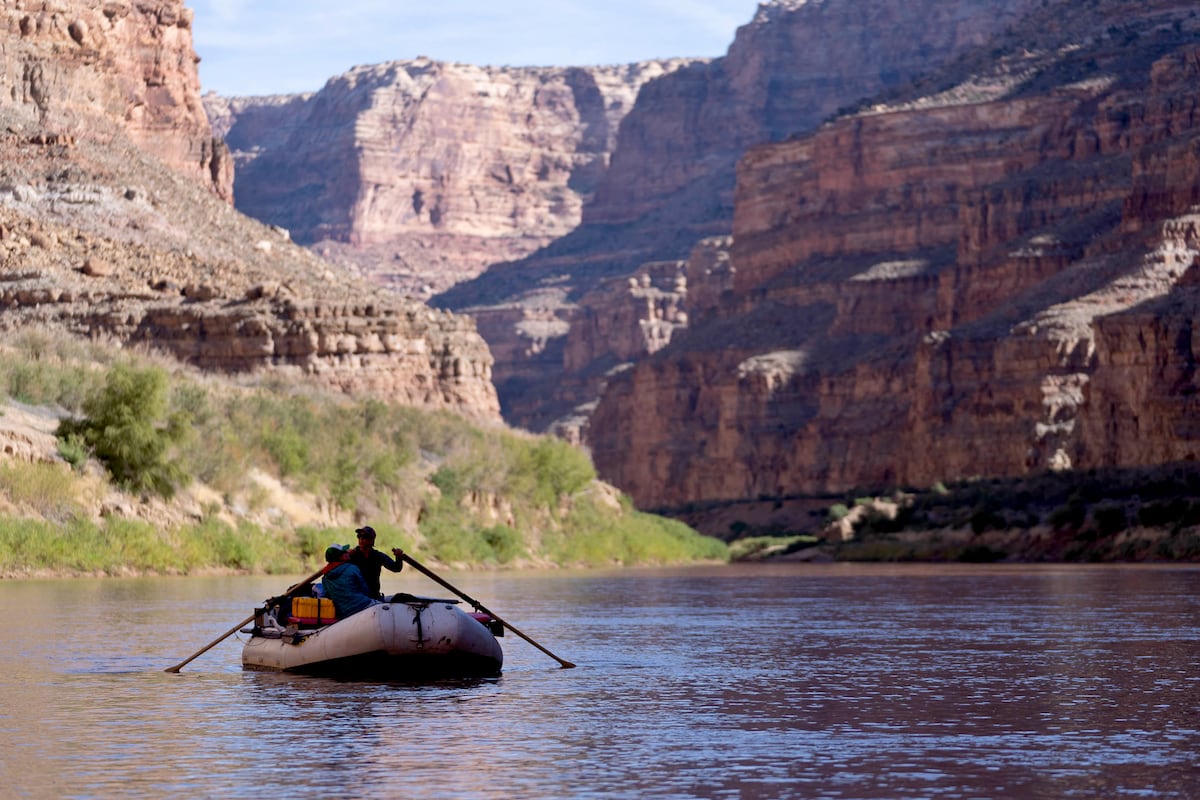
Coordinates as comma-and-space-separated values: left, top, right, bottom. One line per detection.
189, 0, 767, 96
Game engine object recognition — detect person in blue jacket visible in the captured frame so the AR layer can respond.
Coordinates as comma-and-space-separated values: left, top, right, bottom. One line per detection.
320, 544, 379, 618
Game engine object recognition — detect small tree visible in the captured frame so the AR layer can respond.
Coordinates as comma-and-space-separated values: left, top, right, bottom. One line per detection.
57, 363, 192, 498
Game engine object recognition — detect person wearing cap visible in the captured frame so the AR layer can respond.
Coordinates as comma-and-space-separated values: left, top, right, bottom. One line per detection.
320, 544, 379, 618
349, 525, 405, 599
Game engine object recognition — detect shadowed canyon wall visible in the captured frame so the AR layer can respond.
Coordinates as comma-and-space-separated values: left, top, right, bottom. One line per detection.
588, 0, 1200, 514
435, 0, 1045, 432
212, 0, 1043, 434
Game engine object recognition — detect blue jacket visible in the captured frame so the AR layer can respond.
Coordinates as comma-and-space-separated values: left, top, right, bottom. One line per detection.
321, 562, 378, 618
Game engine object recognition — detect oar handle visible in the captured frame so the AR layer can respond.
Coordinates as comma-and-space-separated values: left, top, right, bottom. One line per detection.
164, 564, 330, 674
399, 553, 576, 669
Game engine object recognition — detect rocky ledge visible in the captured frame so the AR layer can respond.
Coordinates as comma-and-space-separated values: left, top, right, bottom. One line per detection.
0, 0, 499, 418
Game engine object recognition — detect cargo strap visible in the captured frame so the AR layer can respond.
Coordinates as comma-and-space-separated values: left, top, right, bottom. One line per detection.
411, 605, 426, 649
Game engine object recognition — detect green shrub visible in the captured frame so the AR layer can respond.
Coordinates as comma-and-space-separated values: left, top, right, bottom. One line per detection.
103, 516, 181, 571
481, 524, 524, 564
729, 535, 817, 561
56, 363, 192, 498
329, 448, 361, 511
0, 512, 325, 576
420, 510, 485, 565
430, 466, 466, 503
1048, 500, 1086, 530
295, 526, 334, 562
0, 329, 107, 408
56, 433, 88, 472
263, 425, 310, 477
835, 537, 916, 561
1136, 498, 1183, 528
859, 506, 912, 535
507, 436, 596, 507
958, 543, 1006, 562
1180, 500, 1200, 529
547, 496, 727, 566
0, 517, 108, 574
0, 338, 732, 573
970, 506, 1007, 534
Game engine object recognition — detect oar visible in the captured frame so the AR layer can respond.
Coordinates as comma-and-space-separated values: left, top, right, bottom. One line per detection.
398, 553, 576, 669
164, 564, 329, 674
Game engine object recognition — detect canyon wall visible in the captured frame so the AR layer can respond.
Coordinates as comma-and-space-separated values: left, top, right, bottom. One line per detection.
0, 0, 499, 419
211, 0, 1042, 435
435, 0, 1044, 433
588, 0, 1200, 517
0, 0, 231, 199
190, 0, 1200, 534
207, 59, 686, 297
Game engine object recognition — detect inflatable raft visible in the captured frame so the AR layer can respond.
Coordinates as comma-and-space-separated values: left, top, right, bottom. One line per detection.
241, 593, 504, 678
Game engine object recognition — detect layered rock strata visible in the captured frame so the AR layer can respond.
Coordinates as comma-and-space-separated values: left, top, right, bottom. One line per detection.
542, 259, 690, 441
0, 0, 499, 419
0, 127, 498, 416
589, 1, 1200, 514
0, 0, 231, 200
208, 59, 687, 297
436, 0, 1044, 432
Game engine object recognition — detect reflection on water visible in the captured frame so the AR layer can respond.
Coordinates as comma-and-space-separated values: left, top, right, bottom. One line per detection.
0, 564, 1197, 798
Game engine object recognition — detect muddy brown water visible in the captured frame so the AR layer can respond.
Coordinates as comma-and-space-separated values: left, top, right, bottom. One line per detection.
1, 563, 1197, 798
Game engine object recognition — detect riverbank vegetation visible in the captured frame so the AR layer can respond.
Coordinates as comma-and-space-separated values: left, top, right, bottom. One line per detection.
0, 330, 727, 577
722, 466, 1200, 563
833, 467, 1200, 562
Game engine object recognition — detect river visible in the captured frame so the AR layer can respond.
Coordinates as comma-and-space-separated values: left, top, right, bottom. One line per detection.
0, 563, 1197, 799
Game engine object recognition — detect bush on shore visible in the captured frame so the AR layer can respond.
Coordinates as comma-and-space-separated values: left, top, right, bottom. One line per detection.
0, 331, 728, 576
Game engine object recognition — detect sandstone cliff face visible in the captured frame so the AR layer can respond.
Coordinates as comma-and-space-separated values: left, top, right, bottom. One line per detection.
588, 0, 1200, 514
0, 0, 231, 200
208, 59, 686, 297
0, 0, 499, 419
203, 91, 311, 176
590, 0, 1042, 229
435, 0, 1044, 433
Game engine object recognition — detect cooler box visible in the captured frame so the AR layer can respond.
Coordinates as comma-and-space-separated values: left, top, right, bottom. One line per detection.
289, 596, 338, 625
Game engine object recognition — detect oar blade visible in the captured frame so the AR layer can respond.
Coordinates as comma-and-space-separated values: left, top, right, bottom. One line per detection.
163, 565, 328, 673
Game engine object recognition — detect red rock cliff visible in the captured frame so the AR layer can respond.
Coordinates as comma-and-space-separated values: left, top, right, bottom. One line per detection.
589, 0, 1200, 511
208, 59, 686, 297
436, 0, 1044, 434
0, 0, 498, 420
0, 0, 231, 200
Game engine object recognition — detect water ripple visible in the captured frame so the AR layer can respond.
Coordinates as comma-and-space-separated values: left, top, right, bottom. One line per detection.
0, 565, 1196, 799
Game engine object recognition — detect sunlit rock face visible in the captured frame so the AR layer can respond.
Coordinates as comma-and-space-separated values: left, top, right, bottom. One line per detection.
589, 1, 1200, 509
431, 0, 1045, 434
203, 0, 1044, 439
207, 59, 689, 297
0, 0, 231, 199
0, 0, 499, 420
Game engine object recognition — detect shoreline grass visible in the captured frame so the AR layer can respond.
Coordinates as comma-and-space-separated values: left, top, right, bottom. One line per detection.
0, 331, 730, 578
